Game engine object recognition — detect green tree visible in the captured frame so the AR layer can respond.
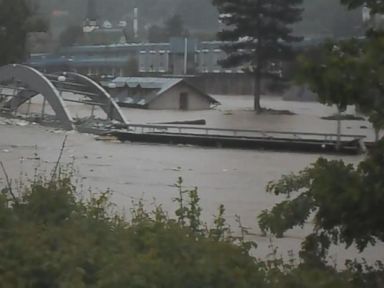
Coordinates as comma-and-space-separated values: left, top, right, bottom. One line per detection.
368, 106, 384, 142
298, 0, 384, 143
341, 0, 384, 13
175, 0, 219, 31
294, 0, 363, 38
258, 140, 384, 287
59, 25, 84, 47
258, 140, 384, 262
147, 14, 188, 42
124, 57, 139, 76
297, 40, 366, 148
341, 0, 384, 32
164, 14, 188, 38
0, 170, 267, 287
147, 24, 167, 42
2, 162, 383, 287
0, 0, 46, 65
340, 0, 384, 142
356, 35, 384, 142
212, 0, 303, 112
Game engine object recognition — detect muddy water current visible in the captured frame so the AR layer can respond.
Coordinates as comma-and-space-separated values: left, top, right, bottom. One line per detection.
1, 95, 382, 266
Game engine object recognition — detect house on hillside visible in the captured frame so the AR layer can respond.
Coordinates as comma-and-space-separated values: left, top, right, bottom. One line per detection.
102, 77, 220, 110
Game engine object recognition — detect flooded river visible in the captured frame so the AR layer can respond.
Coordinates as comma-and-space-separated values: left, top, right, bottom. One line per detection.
1, 95, 382, 266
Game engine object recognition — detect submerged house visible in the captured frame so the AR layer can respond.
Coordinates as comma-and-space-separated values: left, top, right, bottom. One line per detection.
102, 77, 219, 110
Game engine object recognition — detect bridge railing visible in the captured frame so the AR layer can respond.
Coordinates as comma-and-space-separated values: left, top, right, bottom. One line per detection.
125, 124, 366, 142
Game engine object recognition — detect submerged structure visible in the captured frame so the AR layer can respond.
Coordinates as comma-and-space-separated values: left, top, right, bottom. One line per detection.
103, 77, 219, 110
0, 64, 127, 130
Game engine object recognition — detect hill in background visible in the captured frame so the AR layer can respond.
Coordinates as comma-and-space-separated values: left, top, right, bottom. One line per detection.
36, 0, 363, 40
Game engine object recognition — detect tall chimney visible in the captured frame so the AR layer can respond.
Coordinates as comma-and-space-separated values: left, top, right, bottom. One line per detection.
133, 8, 139, 39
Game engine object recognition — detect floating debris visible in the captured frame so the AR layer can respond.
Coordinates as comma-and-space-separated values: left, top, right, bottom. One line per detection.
15, 120, 29, 126
95, 135, 120, 142
322, 114, 365, 121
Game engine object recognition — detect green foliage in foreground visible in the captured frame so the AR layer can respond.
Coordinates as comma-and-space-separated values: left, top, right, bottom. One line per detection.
259, 140, 384, 262
0, 166, 383, 287
0, 174, 267, 287
258, 141, 384, 287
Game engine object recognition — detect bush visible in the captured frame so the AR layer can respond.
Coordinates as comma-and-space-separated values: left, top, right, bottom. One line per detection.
1, 166, 382, 287
0, 173, 265, 287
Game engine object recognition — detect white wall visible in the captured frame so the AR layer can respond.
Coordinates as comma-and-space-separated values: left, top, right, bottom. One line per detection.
148, 83, 212, 110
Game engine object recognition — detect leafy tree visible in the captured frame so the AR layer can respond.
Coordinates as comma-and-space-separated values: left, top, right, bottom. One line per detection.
295, 0, 363, 38
124, 57, 139, 76
212, 0, 303, 112
336, 0, 384, 142
341, 0, 384, 32
368, 105, 384, 142
258, 140, 384, 263
164, 14, 188, 38
356, 35, 384, 142
0, 0, 47, 65
174, 0, 219, 31
298, 0, 384, 143
147, 24, 167, 42
1, 162, 384, 287
0, 170, 267, 287
258, 140, 384, 287
59, 25, 84, 47
147, 14, 188, 42
297, 40, 366, 148
341, 0, 384, 13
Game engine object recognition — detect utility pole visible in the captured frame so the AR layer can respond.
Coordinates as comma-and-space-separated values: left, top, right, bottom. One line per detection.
184, 37, 188, 75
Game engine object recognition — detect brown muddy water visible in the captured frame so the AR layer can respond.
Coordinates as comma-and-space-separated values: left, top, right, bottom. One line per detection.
0, 95, 382, 266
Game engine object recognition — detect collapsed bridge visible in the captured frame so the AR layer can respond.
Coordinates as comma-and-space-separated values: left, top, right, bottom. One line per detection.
0, 64, 127, 130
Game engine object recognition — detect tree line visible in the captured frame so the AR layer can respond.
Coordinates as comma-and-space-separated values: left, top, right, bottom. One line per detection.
34, 0, 362, 35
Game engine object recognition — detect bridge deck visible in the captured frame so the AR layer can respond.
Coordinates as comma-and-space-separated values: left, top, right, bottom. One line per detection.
110, 124, 366, 155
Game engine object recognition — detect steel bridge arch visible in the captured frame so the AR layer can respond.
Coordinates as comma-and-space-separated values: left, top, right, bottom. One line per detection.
0, 64, 74, 130
54, 72, 127, 124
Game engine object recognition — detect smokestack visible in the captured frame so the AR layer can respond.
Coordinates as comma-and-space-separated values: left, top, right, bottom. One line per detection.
133, 8, 139, 39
